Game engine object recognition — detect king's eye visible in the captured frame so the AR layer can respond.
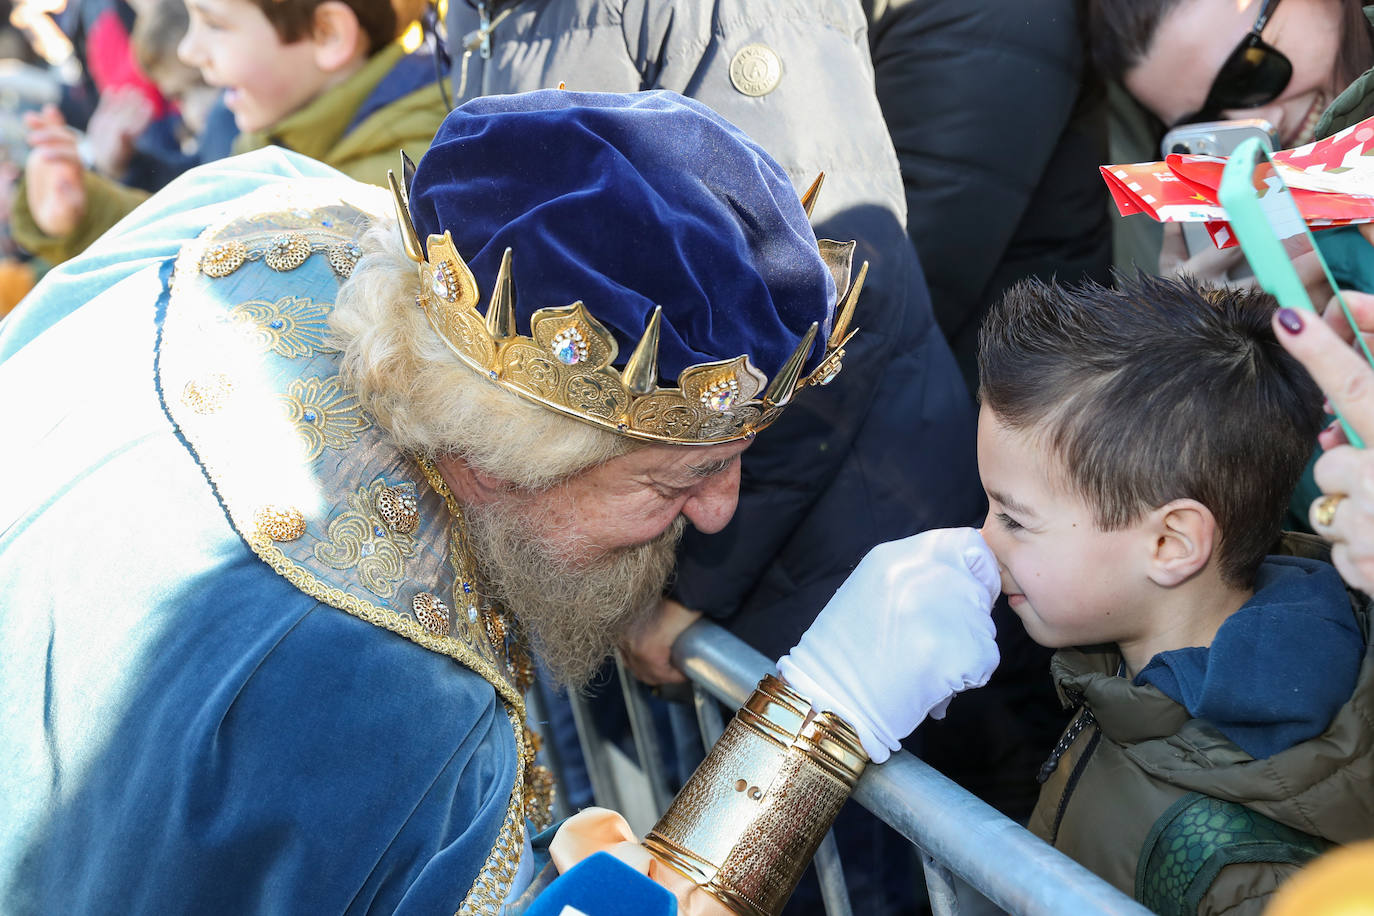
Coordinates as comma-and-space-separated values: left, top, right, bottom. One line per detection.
996, 512, 1023, 532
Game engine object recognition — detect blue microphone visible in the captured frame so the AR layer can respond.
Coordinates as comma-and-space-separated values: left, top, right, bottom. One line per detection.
525, 851, 678, 916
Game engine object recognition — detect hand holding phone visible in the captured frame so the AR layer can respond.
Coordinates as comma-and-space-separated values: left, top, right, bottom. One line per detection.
1268, 291, 1374, 592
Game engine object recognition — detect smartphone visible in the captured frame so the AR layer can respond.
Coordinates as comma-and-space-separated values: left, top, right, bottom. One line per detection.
1162, 119, 1278, 261
1219, 137, 1371, 448
1160, 118, 1278, 159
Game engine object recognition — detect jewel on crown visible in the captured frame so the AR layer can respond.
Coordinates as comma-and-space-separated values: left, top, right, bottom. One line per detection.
550, 326, 588, 365
699, 376, 741, 411
433, 261, 460, 302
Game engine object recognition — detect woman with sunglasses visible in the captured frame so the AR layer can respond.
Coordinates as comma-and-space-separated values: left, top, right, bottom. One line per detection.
1095, 0, 1372, 147
1092, 0, 1374, 290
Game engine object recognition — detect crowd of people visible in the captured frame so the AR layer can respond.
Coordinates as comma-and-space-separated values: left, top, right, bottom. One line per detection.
1, 0, 1373, 914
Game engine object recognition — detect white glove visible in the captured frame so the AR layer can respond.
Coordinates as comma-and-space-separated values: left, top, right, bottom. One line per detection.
776, 527, 1001, 763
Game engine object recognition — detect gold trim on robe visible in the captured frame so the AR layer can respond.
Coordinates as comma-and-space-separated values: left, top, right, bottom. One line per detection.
160, 182, 531, 912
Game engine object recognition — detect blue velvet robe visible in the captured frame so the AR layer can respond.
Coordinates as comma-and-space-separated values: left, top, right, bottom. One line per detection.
0, 150, 529, 914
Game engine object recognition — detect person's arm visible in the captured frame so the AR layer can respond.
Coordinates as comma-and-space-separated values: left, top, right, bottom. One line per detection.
1198, 862, 1302, 916
620, 597, 699, 685
572, 528, 1001, 915
13, 104, 150, 266
12, 169, 150, 265
84, 85, 154, 181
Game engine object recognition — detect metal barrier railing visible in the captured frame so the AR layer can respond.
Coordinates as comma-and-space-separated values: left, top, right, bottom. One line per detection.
546, 619, 1153, 916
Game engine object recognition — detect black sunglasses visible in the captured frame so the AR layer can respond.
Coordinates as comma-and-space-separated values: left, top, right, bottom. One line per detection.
1179, 0, 1292, 125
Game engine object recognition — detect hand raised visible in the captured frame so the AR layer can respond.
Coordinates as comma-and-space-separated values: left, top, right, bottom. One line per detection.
23, 104, 87, 238
86, 87, 155, 179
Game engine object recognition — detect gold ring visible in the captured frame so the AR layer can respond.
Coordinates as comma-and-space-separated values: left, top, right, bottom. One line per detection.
1314, 493, 1347, 528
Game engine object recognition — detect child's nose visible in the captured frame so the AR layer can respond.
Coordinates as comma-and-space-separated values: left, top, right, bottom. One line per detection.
976, 515, 994, 545
975, 519, 1012, 586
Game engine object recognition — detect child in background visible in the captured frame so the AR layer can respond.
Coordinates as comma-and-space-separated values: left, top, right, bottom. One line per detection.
13, 0, 445, 265
975, 274, 1373, 914
131, 0, 220, 139
80, 0, 227, 191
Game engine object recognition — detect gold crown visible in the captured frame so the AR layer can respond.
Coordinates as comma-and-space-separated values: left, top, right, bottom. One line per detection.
389, 158, 866, 445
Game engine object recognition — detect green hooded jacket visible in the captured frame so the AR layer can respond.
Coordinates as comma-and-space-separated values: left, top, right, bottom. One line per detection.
1029, 540, 1374, 915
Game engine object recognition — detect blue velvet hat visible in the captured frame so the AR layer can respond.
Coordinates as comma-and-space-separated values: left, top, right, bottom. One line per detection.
407, 89, 836, 381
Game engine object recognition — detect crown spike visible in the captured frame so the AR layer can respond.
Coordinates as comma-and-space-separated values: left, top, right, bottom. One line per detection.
817, 239, 854, 304
764, 322, 818, 407
486, 247, 517, 339
799, 172, 825, 220
622, 306, 662, 396
829, 259, 867, 350
388, 170, 425, 264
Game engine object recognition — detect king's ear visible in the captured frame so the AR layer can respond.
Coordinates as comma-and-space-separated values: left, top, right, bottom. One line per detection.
1146, 499, 1217, 587
310, 0, 368, 73
432, 455, 515, 506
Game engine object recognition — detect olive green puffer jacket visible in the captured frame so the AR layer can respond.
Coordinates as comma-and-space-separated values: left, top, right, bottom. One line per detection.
1029, 539, 1374, 916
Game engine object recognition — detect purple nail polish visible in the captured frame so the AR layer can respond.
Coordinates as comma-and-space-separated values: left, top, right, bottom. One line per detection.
1277, 308, 1304, 335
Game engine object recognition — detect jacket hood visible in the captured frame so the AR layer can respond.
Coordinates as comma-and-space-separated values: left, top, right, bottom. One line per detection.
1134, 556, 1361, 758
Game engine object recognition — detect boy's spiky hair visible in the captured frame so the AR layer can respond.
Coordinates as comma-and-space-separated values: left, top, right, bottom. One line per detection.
978, 273, 1323, 586
251, 0, 427, 55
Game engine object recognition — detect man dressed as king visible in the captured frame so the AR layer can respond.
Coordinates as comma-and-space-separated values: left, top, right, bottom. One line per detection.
0, 90, 1000, 914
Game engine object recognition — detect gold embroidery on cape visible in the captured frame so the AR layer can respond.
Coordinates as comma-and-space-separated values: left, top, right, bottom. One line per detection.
237, 529, 524, 713
228, 295, 336, 358
181, 372, 236, 414
457, 706, 529, 916
418, 458, 506, 676
263, 233, 312, 272
413, 591, 452, 637
281, 375, 371, 461
167, 188, 533, 913
328, 241, 363, 278
376, 483, 421, 534
201, 240, 247, 277
254, 505, 307, 541
314, 478, 418, 599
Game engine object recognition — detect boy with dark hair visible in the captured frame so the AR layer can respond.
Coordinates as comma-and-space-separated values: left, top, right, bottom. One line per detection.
13, 0, 445, 264
243, 0, 424, 53
975, 273, 1374, 914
